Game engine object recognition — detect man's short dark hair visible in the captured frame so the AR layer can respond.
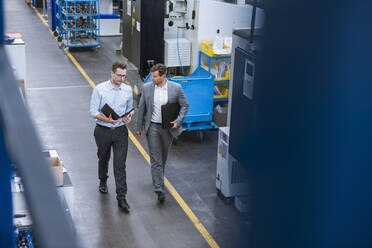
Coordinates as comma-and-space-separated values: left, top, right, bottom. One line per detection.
112, 61, 127, 73
150, 63, 167, 76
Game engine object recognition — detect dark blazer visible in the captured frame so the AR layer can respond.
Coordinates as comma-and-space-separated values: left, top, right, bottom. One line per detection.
136, 81, 188, 138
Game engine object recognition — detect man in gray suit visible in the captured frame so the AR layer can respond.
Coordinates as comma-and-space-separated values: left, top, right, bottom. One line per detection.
136, 64, 188, 202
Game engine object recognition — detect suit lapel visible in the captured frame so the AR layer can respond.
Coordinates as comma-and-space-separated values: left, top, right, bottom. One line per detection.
167, 81, 172, 102
149, 83, 155, 113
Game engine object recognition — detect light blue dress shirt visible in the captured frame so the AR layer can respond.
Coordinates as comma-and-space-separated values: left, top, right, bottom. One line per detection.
90, 80, 133, 128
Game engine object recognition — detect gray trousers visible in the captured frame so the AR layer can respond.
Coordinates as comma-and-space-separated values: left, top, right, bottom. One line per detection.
94, 125, 128, 200
147, 122, 173, 192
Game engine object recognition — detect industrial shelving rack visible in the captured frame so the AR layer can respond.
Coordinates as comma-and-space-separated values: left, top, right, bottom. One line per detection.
56, 0, 100, 50
199, 50, 231, 102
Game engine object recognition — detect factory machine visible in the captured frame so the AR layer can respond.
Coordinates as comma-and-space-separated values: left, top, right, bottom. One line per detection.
122, 0, 262, 78
216, 126, 250, 200
122, 0, 165, 78
216, 1, 264, 212
11, 150, 74, 248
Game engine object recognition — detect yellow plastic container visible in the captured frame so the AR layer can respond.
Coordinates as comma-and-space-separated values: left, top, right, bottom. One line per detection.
214, 86, 229, 100
201, 65, 230, 82
215, 70, 230, 82
201, 41, 231, 57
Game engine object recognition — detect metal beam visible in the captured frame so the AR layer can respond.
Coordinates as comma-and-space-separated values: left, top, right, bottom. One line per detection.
0, 0, 3, 44
0, 47, 80, 248
0, 124, 14, 248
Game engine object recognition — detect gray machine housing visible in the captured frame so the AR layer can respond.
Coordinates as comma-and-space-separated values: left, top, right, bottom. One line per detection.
216, 126, 250, 198
215, 28, 262, 211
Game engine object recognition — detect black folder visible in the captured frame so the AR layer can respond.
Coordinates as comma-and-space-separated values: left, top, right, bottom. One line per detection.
101, 104, 134, 120
161, 103, 180, 128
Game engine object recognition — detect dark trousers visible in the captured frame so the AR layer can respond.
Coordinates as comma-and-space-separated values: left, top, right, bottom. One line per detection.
94, 125, 128, 200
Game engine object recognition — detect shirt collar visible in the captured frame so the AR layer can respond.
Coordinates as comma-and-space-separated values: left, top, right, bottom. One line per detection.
155, 80, 168, 90
109, 80, 124, 90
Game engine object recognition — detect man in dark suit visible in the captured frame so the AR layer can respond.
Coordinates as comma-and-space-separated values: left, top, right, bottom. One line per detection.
136, 64, 188, 202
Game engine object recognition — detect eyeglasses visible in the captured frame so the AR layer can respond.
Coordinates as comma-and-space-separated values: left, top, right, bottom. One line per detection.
115, 74, 126, 78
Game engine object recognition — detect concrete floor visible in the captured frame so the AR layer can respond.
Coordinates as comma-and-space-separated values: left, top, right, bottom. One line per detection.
4, 0, 250, 247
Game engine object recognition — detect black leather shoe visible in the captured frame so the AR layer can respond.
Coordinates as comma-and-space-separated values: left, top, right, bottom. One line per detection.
118, 198, 130, 212
99, 181, 108, 193
156, 191, 165, 203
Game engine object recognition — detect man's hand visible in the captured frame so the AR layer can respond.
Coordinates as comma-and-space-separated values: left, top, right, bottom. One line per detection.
170, 121, 179, 129
136, 130, 142, 137
122, 112, 132, 125
108, 114, 118, 125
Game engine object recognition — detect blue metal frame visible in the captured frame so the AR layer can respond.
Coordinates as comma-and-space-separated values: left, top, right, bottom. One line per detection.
198, 50, 231, 72
14, 228, 35, 248
0, 0, 3, 45
0, 123, 14, 248
199, 51, 231, 102
48, 0, 57, 31
57, 0, 100, 48
99, 13, 120, 19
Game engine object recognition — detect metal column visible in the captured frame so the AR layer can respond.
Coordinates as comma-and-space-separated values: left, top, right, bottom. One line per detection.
0, 46, 81, 247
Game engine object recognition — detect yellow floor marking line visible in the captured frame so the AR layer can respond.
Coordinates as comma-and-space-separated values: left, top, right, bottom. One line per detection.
128, 130, 150, 164
65, 53, 96, 88
32, 5, 220, 248
128, 125, 218, 247
164, 178, 220, 248
31, 6, 48, 27
32, 6, 96, 88
31, 6, 60, 42
128, 128, 219, 248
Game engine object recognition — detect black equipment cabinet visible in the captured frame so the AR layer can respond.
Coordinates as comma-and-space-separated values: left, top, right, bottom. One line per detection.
229, 29, 262, 167
122, 0, 164, 78
229, 44, 255, 166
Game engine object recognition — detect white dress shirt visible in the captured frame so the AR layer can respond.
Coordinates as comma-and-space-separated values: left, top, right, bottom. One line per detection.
151, 81, 168, 123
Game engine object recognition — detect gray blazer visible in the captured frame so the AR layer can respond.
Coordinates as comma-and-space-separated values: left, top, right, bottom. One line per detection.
136, 81, 189, 138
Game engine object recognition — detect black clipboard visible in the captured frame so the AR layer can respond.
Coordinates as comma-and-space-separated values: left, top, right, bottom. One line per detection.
101, 104, 134, 120
122, 108, 134, 117
101, 104, 120, 120
161, 103, 180, 128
